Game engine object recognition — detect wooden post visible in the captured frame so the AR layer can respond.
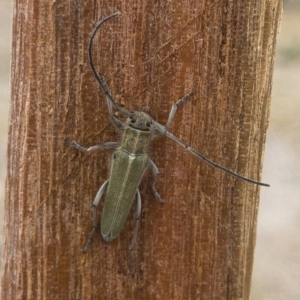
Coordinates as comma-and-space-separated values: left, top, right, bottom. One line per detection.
1, 1, 282, 299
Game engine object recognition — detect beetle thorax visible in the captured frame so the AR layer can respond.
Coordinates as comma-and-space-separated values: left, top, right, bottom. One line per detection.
119, 112, 153, 154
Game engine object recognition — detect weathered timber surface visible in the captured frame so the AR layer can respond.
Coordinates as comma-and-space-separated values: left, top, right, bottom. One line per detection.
1, 1, 282, 299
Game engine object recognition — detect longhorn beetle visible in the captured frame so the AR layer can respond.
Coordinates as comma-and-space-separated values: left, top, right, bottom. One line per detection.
68, 12, 269, 275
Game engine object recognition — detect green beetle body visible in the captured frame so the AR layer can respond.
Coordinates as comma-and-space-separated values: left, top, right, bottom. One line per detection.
101, 123, 151, 241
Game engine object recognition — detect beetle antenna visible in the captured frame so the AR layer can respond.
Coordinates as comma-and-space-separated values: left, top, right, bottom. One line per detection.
154, 122, 269, 187
88, 12, 131, 117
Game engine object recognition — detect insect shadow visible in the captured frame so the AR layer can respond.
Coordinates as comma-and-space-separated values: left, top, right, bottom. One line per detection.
67, 12, 269, 275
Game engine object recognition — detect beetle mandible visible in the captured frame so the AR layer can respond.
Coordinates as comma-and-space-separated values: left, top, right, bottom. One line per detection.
68, 12, 269, 275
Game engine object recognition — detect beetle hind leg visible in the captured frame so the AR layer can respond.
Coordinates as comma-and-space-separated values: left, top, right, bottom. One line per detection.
83, 180, 109, 252
129, 189, 142, 276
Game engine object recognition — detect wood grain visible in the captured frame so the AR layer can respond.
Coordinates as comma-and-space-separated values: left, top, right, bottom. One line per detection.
1, 0, 282, 299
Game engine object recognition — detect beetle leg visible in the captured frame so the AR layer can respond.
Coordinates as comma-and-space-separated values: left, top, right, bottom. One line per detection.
99, 74, 127, 130
83, 180, 109, 252
106, 96, 126, 130
129, 189, 142, 276
165, 93, 193, 130
148, 159, 164, 203
67, 139, 119, 153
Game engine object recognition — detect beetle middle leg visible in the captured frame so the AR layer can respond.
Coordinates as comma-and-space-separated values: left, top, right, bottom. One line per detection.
148, 159, 164, 203
83, 180, 109, 252
129, 189, 141, 275
67, 139, 119, 153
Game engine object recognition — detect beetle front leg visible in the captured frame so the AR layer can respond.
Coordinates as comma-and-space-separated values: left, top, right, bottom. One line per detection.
129, 189, 141, 276
67, 139, 119, 153
148, 159, 164, 203
83, 180, 109, 252
165, 93, 193, 130
97, 74, 129, 129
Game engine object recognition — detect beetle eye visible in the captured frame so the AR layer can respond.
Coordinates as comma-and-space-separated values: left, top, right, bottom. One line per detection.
146, 120, 152, 127
130, 115, 137, 123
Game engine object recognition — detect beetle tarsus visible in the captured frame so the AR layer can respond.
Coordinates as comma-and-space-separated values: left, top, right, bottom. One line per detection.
152, 188, 164, 204
83, 226, 97, 253
130, 250, 135, 276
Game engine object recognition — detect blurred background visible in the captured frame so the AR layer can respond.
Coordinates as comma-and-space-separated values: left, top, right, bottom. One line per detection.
251, 1, 300, 299
0, 1, 299, 299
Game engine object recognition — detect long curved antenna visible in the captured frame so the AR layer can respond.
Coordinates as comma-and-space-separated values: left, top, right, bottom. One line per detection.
88, 12, 120, 86
154, 121, 270, 187
88, 12, 131, 117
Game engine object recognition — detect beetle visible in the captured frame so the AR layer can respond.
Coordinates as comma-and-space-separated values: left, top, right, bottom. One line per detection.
68, 12, 269, 274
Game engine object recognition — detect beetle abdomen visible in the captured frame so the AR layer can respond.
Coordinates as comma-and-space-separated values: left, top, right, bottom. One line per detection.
101, 149, 148, 241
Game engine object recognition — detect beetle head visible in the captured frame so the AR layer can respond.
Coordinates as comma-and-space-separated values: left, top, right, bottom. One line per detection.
128, 111, 153, 131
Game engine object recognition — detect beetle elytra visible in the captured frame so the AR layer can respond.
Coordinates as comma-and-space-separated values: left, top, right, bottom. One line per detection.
68, 12, 269, 275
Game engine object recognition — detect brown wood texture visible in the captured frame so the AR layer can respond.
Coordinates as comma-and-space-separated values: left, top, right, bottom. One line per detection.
1, 1, 282, 299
